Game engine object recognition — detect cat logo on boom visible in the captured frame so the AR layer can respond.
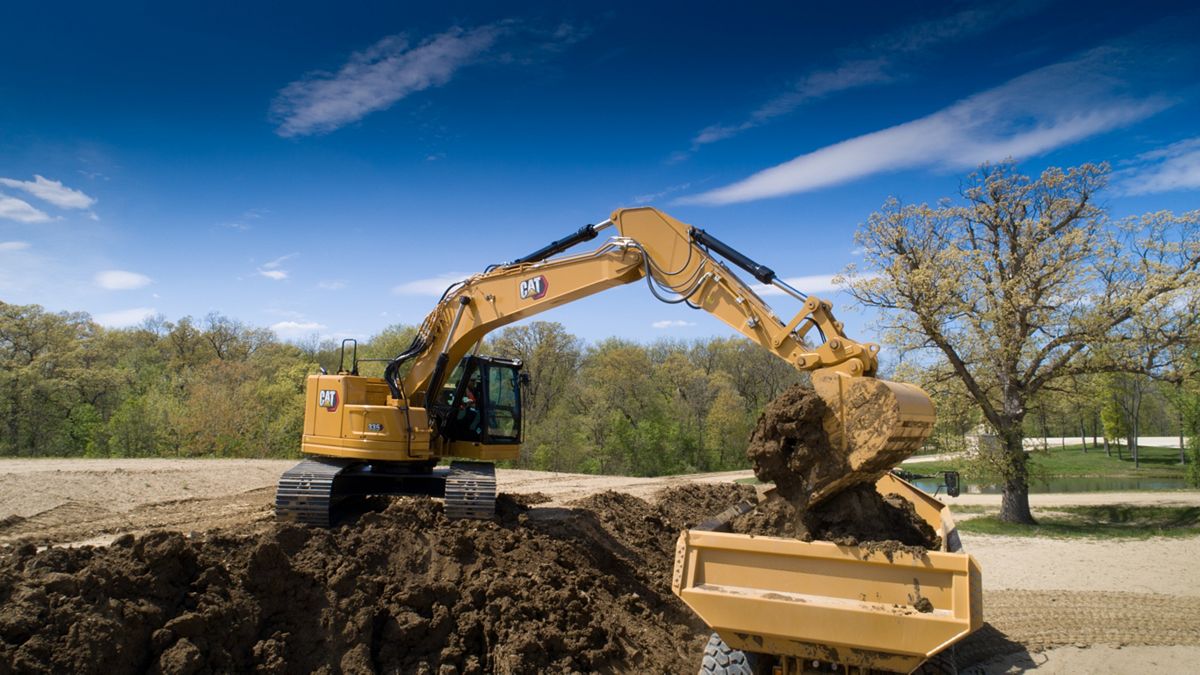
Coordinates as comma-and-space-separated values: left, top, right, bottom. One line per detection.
318, 390, 339, 412
519, 275, 548, 300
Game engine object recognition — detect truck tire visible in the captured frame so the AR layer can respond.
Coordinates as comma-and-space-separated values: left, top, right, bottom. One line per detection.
699, 633, 762, 675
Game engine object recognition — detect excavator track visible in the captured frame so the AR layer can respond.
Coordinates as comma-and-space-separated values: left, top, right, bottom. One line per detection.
275, 458, 496, 526
444, 461, 497, 520
274, 458, 354, 527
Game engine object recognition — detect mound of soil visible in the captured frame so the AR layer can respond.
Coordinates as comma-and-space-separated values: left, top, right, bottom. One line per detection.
730, 484, 940, 552
0, 486, 749, 675
738, 384, 940, 553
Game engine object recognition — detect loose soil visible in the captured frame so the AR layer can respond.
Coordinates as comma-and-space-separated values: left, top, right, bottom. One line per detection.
737, 385, 940, 553
745, 385, 844, 506
3, 461, 1200, 673
0, 485, 751, 675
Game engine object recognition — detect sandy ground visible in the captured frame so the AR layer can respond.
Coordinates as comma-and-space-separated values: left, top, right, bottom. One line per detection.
2, 458, 1199, 672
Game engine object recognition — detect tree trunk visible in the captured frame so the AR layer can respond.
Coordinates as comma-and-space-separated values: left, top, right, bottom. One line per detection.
998, 428, 1036, 524
1080, 418, 1088, 453
1132, 417, 1140, 469
1104, 436, 1111, 457
1181, 408, 1187, 466
1039, 408, 1048, 450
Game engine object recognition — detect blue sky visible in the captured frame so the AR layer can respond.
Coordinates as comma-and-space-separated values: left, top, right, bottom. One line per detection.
2, 0, 1198, 350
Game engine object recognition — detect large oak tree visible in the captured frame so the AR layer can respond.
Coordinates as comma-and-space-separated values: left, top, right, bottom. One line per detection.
845, 162, 1200, 523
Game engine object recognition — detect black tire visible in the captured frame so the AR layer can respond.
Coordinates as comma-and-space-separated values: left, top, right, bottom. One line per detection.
698, 633, 761, 675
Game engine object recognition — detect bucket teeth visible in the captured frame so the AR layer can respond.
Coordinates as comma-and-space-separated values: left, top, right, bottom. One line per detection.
444, 461, 497, 520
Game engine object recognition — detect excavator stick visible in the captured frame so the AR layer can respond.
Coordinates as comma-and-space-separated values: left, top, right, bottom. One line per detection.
809, 370, 936, 504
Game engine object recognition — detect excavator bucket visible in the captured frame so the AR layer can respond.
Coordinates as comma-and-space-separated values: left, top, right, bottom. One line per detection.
809, 371, 937, 505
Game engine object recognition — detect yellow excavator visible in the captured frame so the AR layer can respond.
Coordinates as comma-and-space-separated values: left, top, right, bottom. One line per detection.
275, 207, 936, 525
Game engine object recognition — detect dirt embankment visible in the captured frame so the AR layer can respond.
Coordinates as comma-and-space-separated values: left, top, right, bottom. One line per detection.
0, 485, 753, 675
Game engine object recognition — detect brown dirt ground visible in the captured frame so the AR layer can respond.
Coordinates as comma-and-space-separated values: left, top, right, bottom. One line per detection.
2, 459, 1200, 673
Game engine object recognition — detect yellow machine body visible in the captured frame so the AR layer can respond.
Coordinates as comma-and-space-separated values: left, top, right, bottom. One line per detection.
672, 474, 983, 674
300, 374, 518, 462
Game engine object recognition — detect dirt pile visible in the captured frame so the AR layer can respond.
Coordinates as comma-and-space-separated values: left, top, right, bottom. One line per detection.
730, 485, 940, 551
0, 485, 751, 675
737, 384, 939, 551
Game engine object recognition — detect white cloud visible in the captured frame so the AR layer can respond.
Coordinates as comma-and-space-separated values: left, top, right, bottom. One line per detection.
318, 279, 348, 290
750, 274, 863, 297
271, 320, 327, 337
0, 241, 31, 251
261, 253, 296, 269
257, 253, 296, 281
95, 307, 157, 328
632, 182, 692, 205
693, 59, 891, 147
392, 272, 470, 295
272, 25, 503, 137
0, 175, 96, 209
684, 45, 1170, 205
651, 319, 697, 329
1120, 137, 1200, 195
95, 269, 152, 290
689, 2, 1046, 149
0, 194, 51, 223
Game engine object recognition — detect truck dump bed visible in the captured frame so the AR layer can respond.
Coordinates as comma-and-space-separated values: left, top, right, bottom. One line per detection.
671, 474, 982, 674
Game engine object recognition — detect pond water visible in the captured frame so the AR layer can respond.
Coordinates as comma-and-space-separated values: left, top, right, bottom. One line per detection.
908, 475, 1190, 495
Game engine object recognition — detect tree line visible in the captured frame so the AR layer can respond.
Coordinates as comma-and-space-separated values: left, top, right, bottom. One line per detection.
0, 304, 804, 475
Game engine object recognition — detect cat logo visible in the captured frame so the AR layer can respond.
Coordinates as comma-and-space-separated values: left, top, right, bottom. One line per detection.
519, 275, 548, 300
318, 389, 339, 412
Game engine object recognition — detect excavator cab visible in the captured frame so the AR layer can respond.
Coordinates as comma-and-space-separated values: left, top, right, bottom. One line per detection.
433, 355, 524, 445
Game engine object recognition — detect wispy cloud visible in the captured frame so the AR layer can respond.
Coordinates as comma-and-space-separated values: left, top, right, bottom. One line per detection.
95, 307, 157, 328
632, 182, 692, 205
688, 2, 1046, 150
271, 320, 326, 337
651, 319, 696, 329
272, 25, 504, 137
0, 175, 96, 210
1119, 137, 1200, 195
392, 272, 470, 296
318, 279, 348, 290
95, 270, 152, 290
0, 241, 31, 252
0, 194, 51, 223
693, 59, 891, 147
684, 43, 1175, 205
751, 273, 875, 297
257, 253, 297, 281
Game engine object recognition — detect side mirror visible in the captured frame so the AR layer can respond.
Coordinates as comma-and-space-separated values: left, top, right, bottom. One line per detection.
943, 471, 961, 498
519, 373, 531, 386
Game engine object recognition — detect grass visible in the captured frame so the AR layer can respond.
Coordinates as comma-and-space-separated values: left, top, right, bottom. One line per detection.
907, 442, 1187, 480
956, 505, 1200, 539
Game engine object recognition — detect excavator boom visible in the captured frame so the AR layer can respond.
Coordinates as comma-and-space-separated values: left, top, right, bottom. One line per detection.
275, 208, 935, 524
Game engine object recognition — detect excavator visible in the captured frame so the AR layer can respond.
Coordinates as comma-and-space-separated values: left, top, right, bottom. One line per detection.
274, 207, 936, 525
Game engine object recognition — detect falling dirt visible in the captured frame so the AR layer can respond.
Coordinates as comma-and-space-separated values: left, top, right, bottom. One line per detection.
735, 385, 940, 555
0, 486, 753, 675
745, 384, 845, 506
